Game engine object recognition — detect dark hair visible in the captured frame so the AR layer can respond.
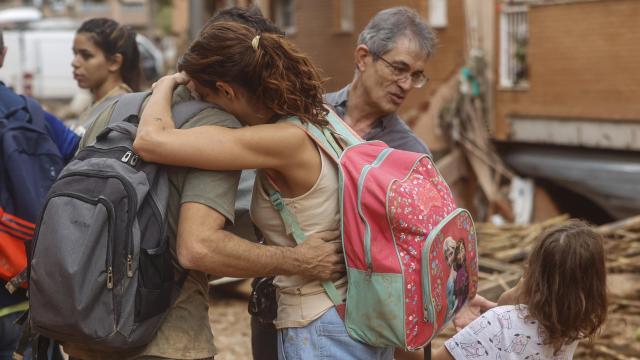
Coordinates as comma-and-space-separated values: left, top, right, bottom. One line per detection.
77, 18, 141, 91
209, 5, 283, 35
178, 22, 327, 125
0, 29, 4, 49
519, 219, 608, 353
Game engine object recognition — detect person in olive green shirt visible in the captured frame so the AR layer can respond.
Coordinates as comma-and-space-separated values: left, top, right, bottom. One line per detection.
64, 87, 342, 360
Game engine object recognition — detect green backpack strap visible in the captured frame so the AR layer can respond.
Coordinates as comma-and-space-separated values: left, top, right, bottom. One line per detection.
323, 108, 362, 147
262, 111, 362, 308
259, 174, 344, 307
279, 109, 362, 160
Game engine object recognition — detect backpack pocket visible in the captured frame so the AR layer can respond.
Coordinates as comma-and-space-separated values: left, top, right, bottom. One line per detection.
421, 209, 477, 332
30, 169, 137, 342
135, 192, 173, 322
1, 123, 64, 221
30, 192, 116, 340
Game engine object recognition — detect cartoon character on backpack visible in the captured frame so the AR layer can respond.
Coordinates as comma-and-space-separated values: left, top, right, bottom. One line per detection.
444, 236, 470, 320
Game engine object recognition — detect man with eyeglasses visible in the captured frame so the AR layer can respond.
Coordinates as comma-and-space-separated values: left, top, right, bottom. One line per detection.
325, 6, 434, 155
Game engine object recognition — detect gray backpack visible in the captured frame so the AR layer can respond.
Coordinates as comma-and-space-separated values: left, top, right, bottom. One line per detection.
28, 92, 214, 350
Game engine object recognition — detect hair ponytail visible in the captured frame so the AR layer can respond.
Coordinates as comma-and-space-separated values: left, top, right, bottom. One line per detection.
179, 22, 327, 125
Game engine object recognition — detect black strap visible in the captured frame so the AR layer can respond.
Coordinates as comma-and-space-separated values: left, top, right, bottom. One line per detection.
13, 312, 31, 359
424, 343, 432, 360
22, 96, 45, 126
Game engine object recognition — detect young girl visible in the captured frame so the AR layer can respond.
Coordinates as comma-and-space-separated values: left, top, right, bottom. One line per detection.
133, 21, 393, 359
433, 219, 608, 359
71, 17, 140, 134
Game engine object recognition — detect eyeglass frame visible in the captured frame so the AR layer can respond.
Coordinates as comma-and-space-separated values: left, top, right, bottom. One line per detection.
371, 52, 430, 89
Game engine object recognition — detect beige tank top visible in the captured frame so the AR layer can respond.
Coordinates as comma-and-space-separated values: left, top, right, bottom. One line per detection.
250, 147, 347, 329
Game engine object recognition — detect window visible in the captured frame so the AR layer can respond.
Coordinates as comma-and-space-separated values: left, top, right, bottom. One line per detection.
272, 0, 296, 34
120, 0, 146, 11
428, 0, 448, 28
499, 5, 529, 88
81, 0, 109, 11
337, 0, 354, 33
222, 0, 238, 8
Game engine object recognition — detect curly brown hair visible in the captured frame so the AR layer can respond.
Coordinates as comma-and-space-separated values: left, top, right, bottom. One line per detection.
518, 219, 608, 354
178, 21, 327, 125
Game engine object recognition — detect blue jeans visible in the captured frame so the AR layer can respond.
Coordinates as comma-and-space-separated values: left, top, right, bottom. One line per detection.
277, 308, 393, 360
0, 311, 63, 360
0, 311, 30, 360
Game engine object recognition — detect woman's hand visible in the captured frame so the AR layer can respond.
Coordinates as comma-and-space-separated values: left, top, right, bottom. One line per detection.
151, 72, 191, 91
135, 73, 188, 161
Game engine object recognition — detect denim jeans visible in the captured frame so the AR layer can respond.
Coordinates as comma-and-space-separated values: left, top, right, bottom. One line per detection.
0, 311, 28, 360
277, 307, 393, 360
0, 311, 63, 360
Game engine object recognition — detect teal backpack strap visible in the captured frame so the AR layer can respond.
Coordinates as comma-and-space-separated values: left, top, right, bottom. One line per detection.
323, 107, 362, 147
259, 174, 344, 307
279, 115, 345, 160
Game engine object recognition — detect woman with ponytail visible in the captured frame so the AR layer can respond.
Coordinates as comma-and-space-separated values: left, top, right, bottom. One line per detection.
72, 18, 141, 131
134, 21, 393, 360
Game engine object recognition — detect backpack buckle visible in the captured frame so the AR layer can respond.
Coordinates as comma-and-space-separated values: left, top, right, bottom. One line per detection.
121, 151, 139, 166
121, 151, 132, 163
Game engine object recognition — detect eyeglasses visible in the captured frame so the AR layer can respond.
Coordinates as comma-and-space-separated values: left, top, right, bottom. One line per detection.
373, 54, 430, 88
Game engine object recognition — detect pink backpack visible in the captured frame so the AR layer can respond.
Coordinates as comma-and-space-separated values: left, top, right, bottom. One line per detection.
266, 110, 478, 350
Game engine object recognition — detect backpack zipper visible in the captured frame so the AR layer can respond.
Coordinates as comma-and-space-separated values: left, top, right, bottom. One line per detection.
421, 208, 466, 329
58, 171, 138, 279
80, 146, 141, 167
355, 148, 393, 272
42, 192, 117, 289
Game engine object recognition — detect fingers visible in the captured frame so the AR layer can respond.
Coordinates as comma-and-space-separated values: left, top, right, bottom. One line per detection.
471, 295, 497, 310
329, 268, 346, 282
329, 241, 343, 254
173, 71, 192, 85
312, 230, 341, 241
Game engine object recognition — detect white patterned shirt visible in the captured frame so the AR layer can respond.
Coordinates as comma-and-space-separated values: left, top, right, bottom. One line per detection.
445, 305, 578, 360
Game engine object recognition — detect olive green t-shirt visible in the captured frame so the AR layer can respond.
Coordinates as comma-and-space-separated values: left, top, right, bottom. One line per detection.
64, 86, 241, 359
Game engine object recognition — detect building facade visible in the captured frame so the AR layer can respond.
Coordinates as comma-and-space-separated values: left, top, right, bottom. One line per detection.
494, 0, 640, 148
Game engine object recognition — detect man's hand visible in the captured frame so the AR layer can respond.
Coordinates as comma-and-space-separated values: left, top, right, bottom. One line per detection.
453, 295, 497, 331
295, 230, 345, 281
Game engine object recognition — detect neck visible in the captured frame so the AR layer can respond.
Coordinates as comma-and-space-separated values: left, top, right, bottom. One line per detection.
344, 78, 386, 137
92, 76, 123, 103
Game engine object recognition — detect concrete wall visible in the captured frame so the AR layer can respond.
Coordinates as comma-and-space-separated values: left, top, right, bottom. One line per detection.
494, 0, 640, 140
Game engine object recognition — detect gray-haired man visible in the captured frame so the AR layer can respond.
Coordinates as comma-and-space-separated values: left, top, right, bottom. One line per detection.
325, 6, 435, 155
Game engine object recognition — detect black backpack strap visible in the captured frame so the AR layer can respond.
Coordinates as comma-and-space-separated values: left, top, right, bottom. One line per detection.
13, 311, 31, 360
19, 96, 49, 135
109, 92, 151, 125
171, 100, 219, 128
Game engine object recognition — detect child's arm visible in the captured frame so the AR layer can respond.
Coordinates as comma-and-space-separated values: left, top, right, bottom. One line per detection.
431, 347, 456, 360
453, 295, 497, 330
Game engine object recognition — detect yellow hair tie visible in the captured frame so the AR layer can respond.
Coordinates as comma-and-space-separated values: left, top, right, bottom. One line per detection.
251, 35, 261, 50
